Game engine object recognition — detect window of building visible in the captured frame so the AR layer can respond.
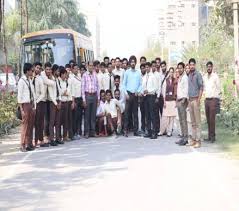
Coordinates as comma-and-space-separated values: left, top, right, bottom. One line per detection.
192, 41, 196, 45
192, 22, 196, 26
170, 41, 176, 46
192, 4, 195, 8
181, 41, 185, 46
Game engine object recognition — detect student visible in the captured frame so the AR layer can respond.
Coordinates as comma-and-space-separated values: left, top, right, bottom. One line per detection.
155, 57, 161, 72
188, 58, 203, 148
71, 64, 83, 138
140, 56, 147, 65
33, 62, 46, 147
123, 55, 142, 137
203, 61, 220, 143
104, 56, 110, 66
122, 58, 128, 71
96, 90, 107, 136
159, 67, 177, 137
94, 60, 105, 91
52, 64, 62, 145
104, 62, 115, 93
142, 62, 158, 139
58, 67, 70, 143
82, 61, 99, 138
114, 89, 125, 114
140, 63, 147, 134
176, 62, 189, 146
104, 90, 122, 135
42, 62, 60, 147
113, 57, 124, 82
111, 58, 116, 69
18, 63, 36, 152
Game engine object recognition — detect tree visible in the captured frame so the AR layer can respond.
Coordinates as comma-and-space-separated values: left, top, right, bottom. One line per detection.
21, 0, 29, 35
182, 20, 234, 73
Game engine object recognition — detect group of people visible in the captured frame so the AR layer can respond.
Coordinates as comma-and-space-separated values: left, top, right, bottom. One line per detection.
17, 55, 220, 152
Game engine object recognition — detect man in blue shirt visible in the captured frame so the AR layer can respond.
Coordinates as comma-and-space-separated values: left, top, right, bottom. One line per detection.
123, 55, 142, 137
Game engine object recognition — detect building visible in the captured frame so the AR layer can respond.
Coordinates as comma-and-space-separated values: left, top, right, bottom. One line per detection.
155, 0, 209, 63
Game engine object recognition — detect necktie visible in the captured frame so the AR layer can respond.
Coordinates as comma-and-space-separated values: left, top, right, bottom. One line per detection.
109, 74, 112, 90
27, 79, 33, 102
56, 80, 59, 98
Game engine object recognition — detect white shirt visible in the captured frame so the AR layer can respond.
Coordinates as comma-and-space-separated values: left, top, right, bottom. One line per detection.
59, 78, 70, 102
104, 99, 121, 118
41, 71, 58, 105
203, 72, 220, 98
153, 71, 162, 97
177, 73, 189, 100
113, 68, 124, 82
115, 98, 125, 113
96, 72, 105, 91
71, 74, 82, 98
103, 72, 115, 92
142, 71, 158, 95
17, 75, 36, 107
66, 77, 73, 102
96, 100, 105, 116
34, 74, 45, 103
158, 72, 167, 97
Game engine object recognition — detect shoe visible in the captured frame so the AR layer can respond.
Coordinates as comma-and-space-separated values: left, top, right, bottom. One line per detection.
193, 141, 201, 148
179, 140, 188, 146
189, 140, 197, 146
40, 143, 49, 147
150, 134, 158, 139
20, 147, 27, 152
26, 146, 34, 151
85, 134, 89, 139
124, 132, 128, 137
175, 139, 184, 144
167, 134, 172, 137
50, 141, 58, 146
56, 140, 64, 145
144, 133, 151, 138
158, 132, 163, 136
134, 132, 141, 137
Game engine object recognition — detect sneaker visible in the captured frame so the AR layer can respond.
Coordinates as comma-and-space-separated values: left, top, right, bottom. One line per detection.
193, 141, 201, 148
50, 141, 58, 146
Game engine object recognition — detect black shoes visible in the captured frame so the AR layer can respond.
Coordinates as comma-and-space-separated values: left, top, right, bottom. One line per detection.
56, 140, 64, 145
134, 132, 141, 137
144, 133, 151, 138
50, 140, 58, 146
150, 134, 158, 139
178, 140, 188, 146
40, 143, 50, 147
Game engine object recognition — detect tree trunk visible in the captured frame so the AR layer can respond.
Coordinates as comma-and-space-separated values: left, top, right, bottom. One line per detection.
0, 0, 2, 34
21, 0, 28, 35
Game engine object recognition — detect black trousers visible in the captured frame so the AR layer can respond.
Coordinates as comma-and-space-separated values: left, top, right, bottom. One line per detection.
84, 94, 97, 135
124, 92, 138, 133
145, 95, 157, 135
68, 101, 73, 139
140, 96, 146, 132
155, 95, 164, 133
73, 97, 83, 136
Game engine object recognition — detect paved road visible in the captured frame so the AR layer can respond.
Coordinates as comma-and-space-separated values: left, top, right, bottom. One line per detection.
1, 135, 239, 211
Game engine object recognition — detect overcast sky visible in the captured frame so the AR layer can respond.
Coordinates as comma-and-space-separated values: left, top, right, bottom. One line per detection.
79, 0, 168, 58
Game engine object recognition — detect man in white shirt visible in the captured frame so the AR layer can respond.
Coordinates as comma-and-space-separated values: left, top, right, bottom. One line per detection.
139, 63, 147, 134
33, 62, 47, 147
104, 62, 115, 93
96, 90, 107, 136
94, 60, 104, 91
176, 62, 189, 146
142, 62, 158, 139
42, 62, 60, 147
18, 63, 36, 152
58, 67, 70, 142
113, 57, 124, 82
104, 90, 122, 135
203, 61, 220, 143
71, 64, 83, 138
152, 60, 161, 134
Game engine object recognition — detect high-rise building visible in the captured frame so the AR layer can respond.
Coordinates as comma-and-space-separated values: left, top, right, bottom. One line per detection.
155, 0, 209, 63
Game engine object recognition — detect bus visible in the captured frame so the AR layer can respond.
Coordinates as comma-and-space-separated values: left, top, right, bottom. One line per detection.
21, 29, 94, 68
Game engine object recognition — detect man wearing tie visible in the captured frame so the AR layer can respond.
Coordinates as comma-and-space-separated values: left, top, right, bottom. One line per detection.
123, 55, 142, 137
104, 62, 114, 93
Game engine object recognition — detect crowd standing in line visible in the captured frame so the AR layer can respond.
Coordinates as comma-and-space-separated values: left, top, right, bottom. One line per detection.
17, 56, 221, 152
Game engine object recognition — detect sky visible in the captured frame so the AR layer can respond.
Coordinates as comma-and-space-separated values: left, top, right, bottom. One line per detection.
79, 0, 169, 58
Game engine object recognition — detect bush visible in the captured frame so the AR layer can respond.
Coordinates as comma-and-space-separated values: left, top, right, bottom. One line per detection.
0, 92, 20, 136
219, 76, 239, 134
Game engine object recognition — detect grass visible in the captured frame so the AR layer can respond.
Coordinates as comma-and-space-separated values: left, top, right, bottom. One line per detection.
202, 117, 239, 159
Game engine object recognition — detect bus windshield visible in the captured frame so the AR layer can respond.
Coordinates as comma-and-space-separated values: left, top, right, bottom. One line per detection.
23, 37, 74, 66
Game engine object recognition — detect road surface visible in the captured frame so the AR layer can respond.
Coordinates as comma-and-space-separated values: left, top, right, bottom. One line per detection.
1, 135, 239, 211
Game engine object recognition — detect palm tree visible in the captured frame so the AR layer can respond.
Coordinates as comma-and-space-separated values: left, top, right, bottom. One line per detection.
21, 0, 29, 35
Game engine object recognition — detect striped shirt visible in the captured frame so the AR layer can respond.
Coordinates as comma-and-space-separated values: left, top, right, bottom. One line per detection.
81, 71, 99, 102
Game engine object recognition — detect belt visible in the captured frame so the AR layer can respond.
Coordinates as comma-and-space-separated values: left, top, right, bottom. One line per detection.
177, 98, 187, 101
189, 96, 198, 101
206, 98, 217, 100
127, 91, 136, 96
85, 92, 96, 96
